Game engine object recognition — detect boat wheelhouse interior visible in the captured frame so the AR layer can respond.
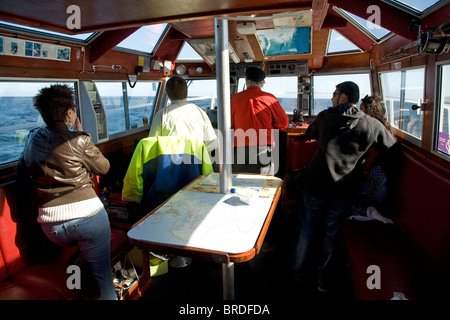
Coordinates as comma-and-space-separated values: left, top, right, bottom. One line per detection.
0, 0, 449, 304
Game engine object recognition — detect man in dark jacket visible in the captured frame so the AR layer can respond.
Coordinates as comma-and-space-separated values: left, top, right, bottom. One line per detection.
290, 81, 396, 292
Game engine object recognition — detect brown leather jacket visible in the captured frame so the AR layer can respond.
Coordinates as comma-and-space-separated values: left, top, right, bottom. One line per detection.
18, 121, 110, 208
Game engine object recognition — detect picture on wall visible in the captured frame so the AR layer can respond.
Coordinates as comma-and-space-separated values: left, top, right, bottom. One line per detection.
2, 36, 70, 61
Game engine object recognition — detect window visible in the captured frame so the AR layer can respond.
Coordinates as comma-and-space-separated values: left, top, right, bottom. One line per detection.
436, 63, 450, 158
95, 82, 124, 135
380, 68, 424, 140
127, 82, 159, 129
337, 9, 391, 41
264, 76, 298, 114
384, 0, 446, 15
176, 42, 203, 61
312, 73, 371, 115
236, 76, 298, 114
185, 79, 217, 111
327, 30, 361, 55
0, 21, 94, 42
116, 24, 167, 54
95, 81, 160, 136
0, 80, 76, 166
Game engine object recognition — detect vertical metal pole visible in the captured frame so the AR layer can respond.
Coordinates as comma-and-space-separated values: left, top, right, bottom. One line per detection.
215, 18, 232, 194
222, 262, 235, 300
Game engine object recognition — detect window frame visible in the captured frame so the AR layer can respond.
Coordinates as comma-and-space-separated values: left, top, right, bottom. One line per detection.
311, 71, 372, 116
378, 66, 425, 147
0, 78, 161, 168
383, 0, 446, 17
0, 78, 79, 168
159, 77, 219, 111
326, 30, 363, 56
433, 60, 450, 162
114, 24, 169, 55
94, 80, 161, 140
236, 75, 299, 115
184, 78, 218, 112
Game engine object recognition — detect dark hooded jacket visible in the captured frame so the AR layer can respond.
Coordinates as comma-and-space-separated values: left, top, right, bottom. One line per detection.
303, 104, 396, 198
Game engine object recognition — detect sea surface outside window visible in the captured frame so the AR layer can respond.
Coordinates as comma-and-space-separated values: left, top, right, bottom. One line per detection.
0, 80, 76, 165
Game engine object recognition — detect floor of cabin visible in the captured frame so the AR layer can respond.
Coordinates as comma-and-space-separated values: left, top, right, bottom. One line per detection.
138, 207, 355, 303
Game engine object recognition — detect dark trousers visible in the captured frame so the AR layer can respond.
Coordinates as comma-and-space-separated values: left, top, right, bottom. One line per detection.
290, 190, 351, 281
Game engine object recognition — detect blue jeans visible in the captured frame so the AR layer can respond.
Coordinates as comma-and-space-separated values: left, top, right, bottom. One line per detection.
41, 208, 117, 300
290, 190, 351, 281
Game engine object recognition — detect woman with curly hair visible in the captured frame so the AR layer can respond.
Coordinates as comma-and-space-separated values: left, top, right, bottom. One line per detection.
360, 95, 393, 133
357, 95, 397, 207
18, 84, 117, 300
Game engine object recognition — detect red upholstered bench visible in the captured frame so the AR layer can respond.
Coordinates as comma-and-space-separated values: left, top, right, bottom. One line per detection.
341, 145, 450, 300
0, 181, 131, 300
282, 136, 318, 214
341, 221, 438, 299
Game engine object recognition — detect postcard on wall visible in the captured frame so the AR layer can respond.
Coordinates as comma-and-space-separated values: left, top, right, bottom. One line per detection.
24, 41, 42, 58
4, 37, 26, 56
41, 43, 57, 60
57, 46, 71, 61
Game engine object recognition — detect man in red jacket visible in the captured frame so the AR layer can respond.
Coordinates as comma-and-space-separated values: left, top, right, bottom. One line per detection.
231, 67, 289, 175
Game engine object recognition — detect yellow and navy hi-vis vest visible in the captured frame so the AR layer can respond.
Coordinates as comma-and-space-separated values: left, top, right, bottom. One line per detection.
122, 136, 213, 213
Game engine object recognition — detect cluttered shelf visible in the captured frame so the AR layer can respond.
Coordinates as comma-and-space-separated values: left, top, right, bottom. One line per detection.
284, 122, 309, 135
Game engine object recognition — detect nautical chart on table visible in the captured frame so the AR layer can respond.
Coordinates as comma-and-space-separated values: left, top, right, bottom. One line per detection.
127, 188, 274, 254
199, 172, 266, 188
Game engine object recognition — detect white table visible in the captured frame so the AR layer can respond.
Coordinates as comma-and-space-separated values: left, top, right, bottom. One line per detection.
127, 173, 282, 299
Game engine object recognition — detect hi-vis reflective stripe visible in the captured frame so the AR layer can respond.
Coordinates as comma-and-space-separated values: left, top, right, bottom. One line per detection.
141, 136, 212, 165
122, 136, 213, 202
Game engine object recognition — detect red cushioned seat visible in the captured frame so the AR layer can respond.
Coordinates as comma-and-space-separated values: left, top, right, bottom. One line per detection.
110, 226, 131, 264
10, 250, 79, 300
0, 280, 63, 300
389, 150, 450, 292
341, 220, 437, 300
1, 179, 140, 300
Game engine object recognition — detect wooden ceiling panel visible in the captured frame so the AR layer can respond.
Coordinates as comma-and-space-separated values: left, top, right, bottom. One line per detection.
172, 19, 330, 67
1, 0, 433, 70
312, 0, 330, 31
0, 0, 312, 34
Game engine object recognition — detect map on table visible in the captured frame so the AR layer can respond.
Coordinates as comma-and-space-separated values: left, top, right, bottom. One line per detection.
127, 189, 273, 254
199, 173, 266, 188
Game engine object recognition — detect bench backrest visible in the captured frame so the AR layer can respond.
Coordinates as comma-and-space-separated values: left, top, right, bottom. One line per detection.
0, 181, 58, 280
0, 241, 7, 282
389, 147, 450, 289
286, 136, 318, 172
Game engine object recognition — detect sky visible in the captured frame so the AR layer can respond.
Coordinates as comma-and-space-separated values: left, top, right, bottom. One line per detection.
117, 24, 167, 53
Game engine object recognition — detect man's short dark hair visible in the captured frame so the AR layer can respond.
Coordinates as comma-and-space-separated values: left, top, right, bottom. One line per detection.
336, 81, 360, 104
166, 76, 188, 100
33, 84, 75, 125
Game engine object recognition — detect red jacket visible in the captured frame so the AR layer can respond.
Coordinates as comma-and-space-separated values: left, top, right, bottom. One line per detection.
231, 87, 289, 147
